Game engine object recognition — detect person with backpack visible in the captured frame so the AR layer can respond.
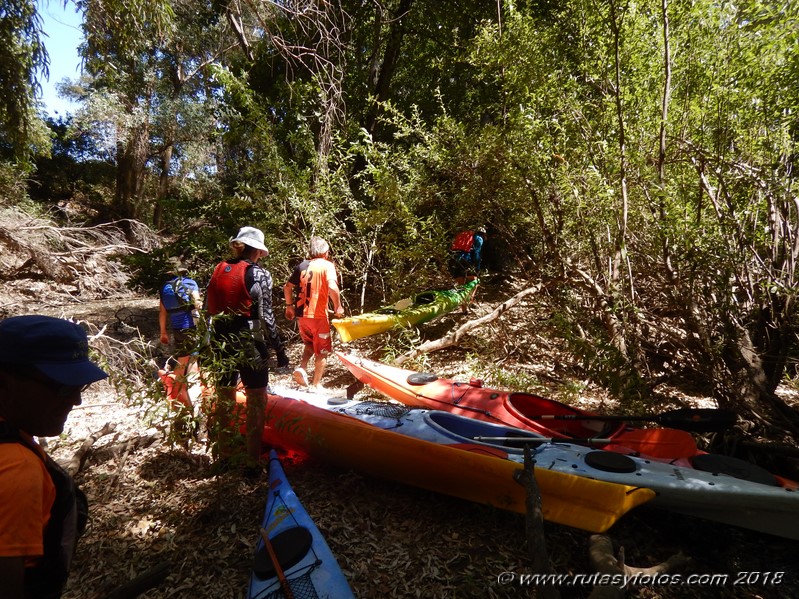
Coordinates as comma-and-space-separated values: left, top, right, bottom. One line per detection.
158, 257, 202, 423
0, 315, 107, 598
205, 226, 289, 469
447, 226, 487, 313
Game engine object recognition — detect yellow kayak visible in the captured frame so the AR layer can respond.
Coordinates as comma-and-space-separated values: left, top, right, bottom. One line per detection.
331, 280, 479, 343
263, 389, 655, 533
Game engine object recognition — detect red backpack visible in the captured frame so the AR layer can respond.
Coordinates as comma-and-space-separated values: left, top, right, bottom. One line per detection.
450, 230, 475, 252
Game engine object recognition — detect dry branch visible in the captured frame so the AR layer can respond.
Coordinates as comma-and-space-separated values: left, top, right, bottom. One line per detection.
393, 284, 542, 365
1, 210, 156, 300
91, 432, 164, 467
58, 422, 117, 476
81, 321, 159, 393
103, 438, 136, 499
0, 225, 70, 281
587, 534, 690, 599
102, 561, 171, 599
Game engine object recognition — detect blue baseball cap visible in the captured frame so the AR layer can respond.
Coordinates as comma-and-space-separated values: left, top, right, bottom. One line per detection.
0, 315, 108, 386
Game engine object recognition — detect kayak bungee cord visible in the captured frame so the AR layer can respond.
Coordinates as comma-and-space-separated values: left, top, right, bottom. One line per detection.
251, 476, 323, 599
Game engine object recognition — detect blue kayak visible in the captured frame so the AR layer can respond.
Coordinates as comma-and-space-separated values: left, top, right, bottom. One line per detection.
248, 450, 355, 599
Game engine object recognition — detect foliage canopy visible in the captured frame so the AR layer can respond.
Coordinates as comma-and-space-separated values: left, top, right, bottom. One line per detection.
6, 0, 799, 434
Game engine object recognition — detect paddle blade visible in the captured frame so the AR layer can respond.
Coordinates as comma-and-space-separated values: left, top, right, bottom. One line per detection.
655, 408, 737, 433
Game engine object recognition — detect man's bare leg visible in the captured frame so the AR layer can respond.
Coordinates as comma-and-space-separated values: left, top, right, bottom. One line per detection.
312, 353, 328, 387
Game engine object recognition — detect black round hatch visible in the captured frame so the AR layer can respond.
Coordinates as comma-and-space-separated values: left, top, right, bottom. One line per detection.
407, 372, 438, 385
252, 525, 313, 579
584, 451, 638, 473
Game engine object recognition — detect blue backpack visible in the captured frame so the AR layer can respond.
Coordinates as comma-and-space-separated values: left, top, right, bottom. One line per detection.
160, 277, 194, 314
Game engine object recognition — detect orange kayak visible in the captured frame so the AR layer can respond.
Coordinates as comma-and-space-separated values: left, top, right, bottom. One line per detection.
261, 391, 654, 533
335, 352, 701, 460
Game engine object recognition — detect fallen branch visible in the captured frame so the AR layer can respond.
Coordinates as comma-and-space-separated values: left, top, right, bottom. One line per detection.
104, 438, 136, 499
587, 534, 690, 599
91, 431, 163, 467
393, 284, 542, 365
57, 422, 117, 476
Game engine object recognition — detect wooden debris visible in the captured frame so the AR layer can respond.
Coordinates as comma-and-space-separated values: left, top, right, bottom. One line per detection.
587, 534, 690, 599
515, 445, 560, 599
101, 561, 171, 599
393, 284, 542, 364
58, 422, 117, 476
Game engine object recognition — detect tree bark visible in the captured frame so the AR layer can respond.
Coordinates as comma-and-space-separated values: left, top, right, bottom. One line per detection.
115, 121, 150, 224
57, 422, 117, 476
515, 446, 560, 599
364, 0, 414, 138
153, 141, 174, 229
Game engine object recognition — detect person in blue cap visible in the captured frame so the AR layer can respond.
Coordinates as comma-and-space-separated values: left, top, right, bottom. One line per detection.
0, 315, 107, 599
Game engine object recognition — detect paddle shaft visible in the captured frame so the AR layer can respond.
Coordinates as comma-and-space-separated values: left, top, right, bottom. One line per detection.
474, 436, 614, 444
529, 407, 737, 433
259, 528, 295, 599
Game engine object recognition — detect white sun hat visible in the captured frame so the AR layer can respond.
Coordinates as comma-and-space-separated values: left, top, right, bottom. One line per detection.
230, 226, 268, 253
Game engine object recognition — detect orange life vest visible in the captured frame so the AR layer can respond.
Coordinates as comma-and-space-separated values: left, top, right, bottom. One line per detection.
297, 258, 336, 319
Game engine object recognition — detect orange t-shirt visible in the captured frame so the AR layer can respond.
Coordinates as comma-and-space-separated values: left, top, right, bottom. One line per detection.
0, 432, 55, 559
299, 258, 339, 320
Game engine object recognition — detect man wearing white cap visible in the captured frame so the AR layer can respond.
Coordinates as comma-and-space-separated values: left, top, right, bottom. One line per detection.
205, 226, 289, 468
0, 315, 107, 598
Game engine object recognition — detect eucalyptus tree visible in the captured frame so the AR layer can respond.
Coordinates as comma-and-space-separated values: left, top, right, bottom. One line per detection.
0, 0, 51, 159
75, 0, 240, 225
75, 0, 172, 221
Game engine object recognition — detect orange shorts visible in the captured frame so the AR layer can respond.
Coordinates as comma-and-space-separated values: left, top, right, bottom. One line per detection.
298, 317, 332, 356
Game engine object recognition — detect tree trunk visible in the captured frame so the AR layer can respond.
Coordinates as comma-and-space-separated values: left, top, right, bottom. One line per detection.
115, 121, 150, 224
349, 0, 415, 207
153, 141, 174, 229
364, 0, 414, 138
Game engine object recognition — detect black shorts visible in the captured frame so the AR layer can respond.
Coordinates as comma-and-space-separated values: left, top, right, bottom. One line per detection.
211, 319, 269, 389
448, 252, 476, 279
173, 328, 197, 358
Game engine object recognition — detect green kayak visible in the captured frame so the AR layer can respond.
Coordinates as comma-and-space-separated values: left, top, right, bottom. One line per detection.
331, 279, 478, 343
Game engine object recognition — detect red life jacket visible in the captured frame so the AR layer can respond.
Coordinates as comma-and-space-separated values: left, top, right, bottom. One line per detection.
450, 230, 475, 252
206, 260, 252, 316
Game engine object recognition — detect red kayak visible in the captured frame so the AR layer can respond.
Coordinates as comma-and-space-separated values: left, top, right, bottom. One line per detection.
336, 352, 702, 460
